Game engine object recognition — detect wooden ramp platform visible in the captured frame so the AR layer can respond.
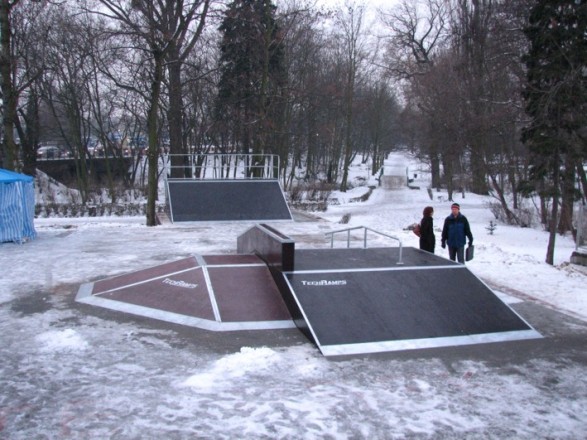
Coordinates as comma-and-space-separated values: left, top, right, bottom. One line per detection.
283, 248, 541, 356
166, 179, 292, 222
76, 254, 294, 331
76, 225, 542, 357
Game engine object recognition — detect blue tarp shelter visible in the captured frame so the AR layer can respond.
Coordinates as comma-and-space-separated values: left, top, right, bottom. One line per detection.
0, 168, 37, 244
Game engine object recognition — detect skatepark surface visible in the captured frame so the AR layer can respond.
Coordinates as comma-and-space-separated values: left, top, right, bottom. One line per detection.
1, 211, 587, 439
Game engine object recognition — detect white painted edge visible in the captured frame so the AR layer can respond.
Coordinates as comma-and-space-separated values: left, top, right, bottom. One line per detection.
76, 284, 296, 331
319, 329, 543, 357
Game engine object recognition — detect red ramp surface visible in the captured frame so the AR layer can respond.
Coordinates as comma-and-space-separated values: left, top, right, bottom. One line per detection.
76, 254, 295, 331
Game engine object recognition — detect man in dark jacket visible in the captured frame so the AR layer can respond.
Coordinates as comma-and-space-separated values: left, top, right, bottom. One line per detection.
441, 203, 473, 263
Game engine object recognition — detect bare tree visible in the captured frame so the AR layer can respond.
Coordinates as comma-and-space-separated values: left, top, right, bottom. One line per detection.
0, 0, 48, 171
334, 1, 367, 192
272, 0, 323, 187
379, 0, 449, 80
379, 0, 449, 188
84, 0, 211, 226
162, 0, 211, 178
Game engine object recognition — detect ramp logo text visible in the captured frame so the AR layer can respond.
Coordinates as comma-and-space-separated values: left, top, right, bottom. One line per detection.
162, 278, 198, 289
301, 280, 347, 286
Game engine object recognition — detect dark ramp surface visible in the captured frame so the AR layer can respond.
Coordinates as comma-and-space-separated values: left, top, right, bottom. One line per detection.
284, 247, 541, 356
166, 179, 292, 222
291, 247, 455, 271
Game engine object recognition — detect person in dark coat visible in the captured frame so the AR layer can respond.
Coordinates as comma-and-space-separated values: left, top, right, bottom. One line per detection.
419, 206, 435, 253
441, 203, 473, 263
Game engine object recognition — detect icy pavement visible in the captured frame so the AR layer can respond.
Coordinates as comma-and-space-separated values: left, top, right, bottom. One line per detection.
1, 221, 586, 439
2, 174, 587, 439
1, 290, 586, 439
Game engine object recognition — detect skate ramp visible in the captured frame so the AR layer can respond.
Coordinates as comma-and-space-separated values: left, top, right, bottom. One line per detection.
166, 179, 292, 222
282, 247, 541, 356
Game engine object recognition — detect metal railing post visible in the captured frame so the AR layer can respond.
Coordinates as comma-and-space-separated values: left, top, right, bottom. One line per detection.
165, 153, 282, 181
325, 226, 404, 264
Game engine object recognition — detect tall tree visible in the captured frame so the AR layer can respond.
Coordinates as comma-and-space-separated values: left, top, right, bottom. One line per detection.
522, 0, 587, 264
273, 1, 319, 187
380, 0, 449, 189
335, 1, 366, 192
161, 0, 210, 178
88, 0, 210, 226
0, 0, 20, 170
0, 0, 47, 171
215, 0, 286, 176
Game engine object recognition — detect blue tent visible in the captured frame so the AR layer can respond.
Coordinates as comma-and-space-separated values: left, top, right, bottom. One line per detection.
0, 168, 37, 244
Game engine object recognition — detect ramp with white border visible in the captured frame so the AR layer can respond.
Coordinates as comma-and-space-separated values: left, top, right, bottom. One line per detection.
281, 247, 541, 356
166, 179, 292, 222
76, 225, 542, 357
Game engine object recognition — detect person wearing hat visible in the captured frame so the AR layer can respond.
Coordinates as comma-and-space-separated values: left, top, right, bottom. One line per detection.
441, 203, 473, 263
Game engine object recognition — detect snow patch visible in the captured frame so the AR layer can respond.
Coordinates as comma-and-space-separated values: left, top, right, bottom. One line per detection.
36, 329, 89, 352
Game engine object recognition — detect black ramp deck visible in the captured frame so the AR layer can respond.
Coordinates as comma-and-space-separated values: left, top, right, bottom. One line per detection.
166, 179, 292, 222
284, 248, 541, 356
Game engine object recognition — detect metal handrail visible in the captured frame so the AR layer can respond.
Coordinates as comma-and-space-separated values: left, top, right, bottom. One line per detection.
164, 153, 280, 180
325, 226, 404, 265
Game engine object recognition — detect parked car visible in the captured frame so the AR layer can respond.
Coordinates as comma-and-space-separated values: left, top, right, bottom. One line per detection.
37, 145, 72, 160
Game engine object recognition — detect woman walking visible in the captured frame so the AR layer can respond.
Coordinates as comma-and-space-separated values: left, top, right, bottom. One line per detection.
419, 206, 435, 253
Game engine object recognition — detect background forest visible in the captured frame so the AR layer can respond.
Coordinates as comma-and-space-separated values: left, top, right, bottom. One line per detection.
1, 0, 586, 263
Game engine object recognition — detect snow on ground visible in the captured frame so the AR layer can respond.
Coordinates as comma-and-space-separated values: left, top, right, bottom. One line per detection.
1, 152, 586, 439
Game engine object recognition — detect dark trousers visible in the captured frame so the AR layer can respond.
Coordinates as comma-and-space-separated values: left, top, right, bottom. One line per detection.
448, 246, 465, 264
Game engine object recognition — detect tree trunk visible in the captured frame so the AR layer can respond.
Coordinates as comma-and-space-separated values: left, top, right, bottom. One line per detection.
577, 160, 587, 203
509, 155, 519, 210
0, 0, 18, 170
489, 173, 516, 224
340, 63, 355, 192
470, 145, 489, 194
167, 43, 186, 178
442, 153, 455, 201
546, 151, 560, 265
15, 88, 40, 177
546, 196, 558, 265
557, 155, 575, 234
146, 50, 164, 227
430, 151, 441, 189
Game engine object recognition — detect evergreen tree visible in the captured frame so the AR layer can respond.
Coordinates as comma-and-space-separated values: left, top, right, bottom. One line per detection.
521, 0, 587, 264
215, 0, 285, 171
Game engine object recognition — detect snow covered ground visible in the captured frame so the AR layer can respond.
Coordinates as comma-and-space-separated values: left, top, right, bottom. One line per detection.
1, 152, 586, 439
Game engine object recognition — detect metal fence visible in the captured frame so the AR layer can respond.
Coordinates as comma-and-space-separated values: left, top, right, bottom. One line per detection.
164, 154, 280, 180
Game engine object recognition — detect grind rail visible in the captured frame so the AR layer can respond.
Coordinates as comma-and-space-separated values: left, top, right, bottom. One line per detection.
325, 226, 404, 265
